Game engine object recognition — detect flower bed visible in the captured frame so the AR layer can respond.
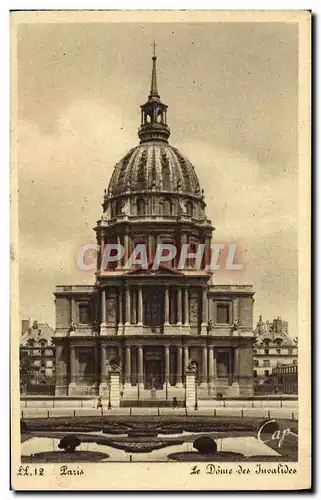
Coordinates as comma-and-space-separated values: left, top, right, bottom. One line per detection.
21, 450, 109, 462
98, 440, 184, 453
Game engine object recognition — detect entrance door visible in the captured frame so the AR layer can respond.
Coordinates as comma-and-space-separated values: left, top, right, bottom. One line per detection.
144, 289, 164, 331
77, 348, 96, 385
144, 347, 164, 389
145, 360, 163, 389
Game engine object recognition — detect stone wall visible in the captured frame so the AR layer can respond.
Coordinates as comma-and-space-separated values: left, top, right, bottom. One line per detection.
56, 297, 70, 329
238, 343, 254, 396
239, 297, 253, 327
185, 371, 196, 408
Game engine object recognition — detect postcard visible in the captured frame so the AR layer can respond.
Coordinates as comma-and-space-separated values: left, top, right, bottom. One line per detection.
11, 10, 311, 491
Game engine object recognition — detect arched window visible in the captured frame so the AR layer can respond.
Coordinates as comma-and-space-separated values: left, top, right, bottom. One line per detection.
162, 197, 172, 216
137, 198, 145, 216
186, 201, 193, 217
161, 152, 170, 190
115, 200, 122, 215
156, 109, 163, 123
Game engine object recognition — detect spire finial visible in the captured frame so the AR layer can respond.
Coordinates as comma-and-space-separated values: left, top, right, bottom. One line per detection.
150, 41, 159, 99
152, 41, 157, 58
138, 48, 170, 143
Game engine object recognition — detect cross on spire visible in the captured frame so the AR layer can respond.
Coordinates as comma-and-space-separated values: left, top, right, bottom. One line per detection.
150, 43, 159, 98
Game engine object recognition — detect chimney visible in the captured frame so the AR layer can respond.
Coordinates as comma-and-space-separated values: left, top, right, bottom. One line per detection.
21, 319, 30, 335
273, 317, 283, 333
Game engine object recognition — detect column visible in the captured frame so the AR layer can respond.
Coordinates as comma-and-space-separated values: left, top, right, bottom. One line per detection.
125, 346, 131, 384
116, 235, 121, 269
125, 286, 131, 325
95, 343, 100, 388
132, 289, 137, 324
202, 287, 208, 325
138, 346, 143, 385
184, 346, 189, 372
183, 288, 189, 325
69, 345, 76, 385
208, 346, 214, 385
118, 286, 123, 327
100, 344, 107, 383
228, 348, 233, 385
180, 233, 188, 269
147, 235, 153, 263
234, 347, 239, 381
177, 287, 182, 325
71, 298, 77, 324
100, 235, 106, 271
164, 345, 170, 384
202, 346, 208, 384
164, 285, 169, 325
124, 234, 129, 267
213, 349, 217, 380
176, 346, 183, 386
137, 286, 143, 325
101, 288, 106, 325
118, 345, 123, 384
233, 298, 239, 324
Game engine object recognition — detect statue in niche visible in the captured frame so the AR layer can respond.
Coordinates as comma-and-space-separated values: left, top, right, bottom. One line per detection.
189, 299, 198, 322
68, 320, 76, 333
106, 298, 116, 323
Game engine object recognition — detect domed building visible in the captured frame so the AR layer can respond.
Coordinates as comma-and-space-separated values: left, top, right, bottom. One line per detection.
53, 53, 255, 400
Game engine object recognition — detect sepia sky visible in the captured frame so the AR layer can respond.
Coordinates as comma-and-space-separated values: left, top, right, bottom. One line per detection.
16, 21, 298, 335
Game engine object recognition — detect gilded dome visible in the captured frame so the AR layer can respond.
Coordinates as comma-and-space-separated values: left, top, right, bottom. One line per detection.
108, 143, 201, 199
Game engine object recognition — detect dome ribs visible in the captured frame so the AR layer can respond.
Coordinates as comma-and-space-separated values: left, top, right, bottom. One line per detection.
160, 147, 171, 191
151, 146, 157, 189
131, 147, 147, 192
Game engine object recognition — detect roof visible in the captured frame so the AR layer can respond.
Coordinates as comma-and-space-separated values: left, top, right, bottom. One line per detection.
253, 317, 297, 347
20, 322, 55, 346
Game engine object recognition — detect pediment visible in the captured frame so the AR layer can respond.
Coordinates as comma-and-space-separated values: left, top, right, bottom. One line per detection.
125, 264, 183, 277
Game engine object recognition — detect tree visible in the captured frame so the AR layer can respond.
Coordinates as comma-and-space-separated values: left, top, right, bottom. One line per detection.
19, 350, 33, 393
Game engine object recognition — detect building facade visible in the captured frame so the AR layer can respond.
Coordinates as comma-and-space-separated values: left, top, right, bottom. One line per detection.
20, 319, 55, 394
253, 316, 298, 378
53, 53, 255, 400
271, 363, 298, 394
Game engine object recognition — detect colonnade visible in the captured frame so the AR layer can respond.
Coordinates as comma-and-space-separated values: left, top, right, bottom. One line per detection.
100, 285, 208, 328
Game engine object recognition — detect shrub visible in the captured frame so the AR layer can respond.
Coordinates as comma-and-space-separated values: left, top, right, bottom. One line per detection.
193, 436, 217, 455
216, 393, 224, 400
58, 435, 81, 453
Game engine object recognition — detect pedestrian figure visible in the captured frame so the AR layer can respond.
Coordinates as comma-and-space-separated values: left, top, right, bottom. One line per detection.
97, 396, 102, 409
172, 396, 179, 409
